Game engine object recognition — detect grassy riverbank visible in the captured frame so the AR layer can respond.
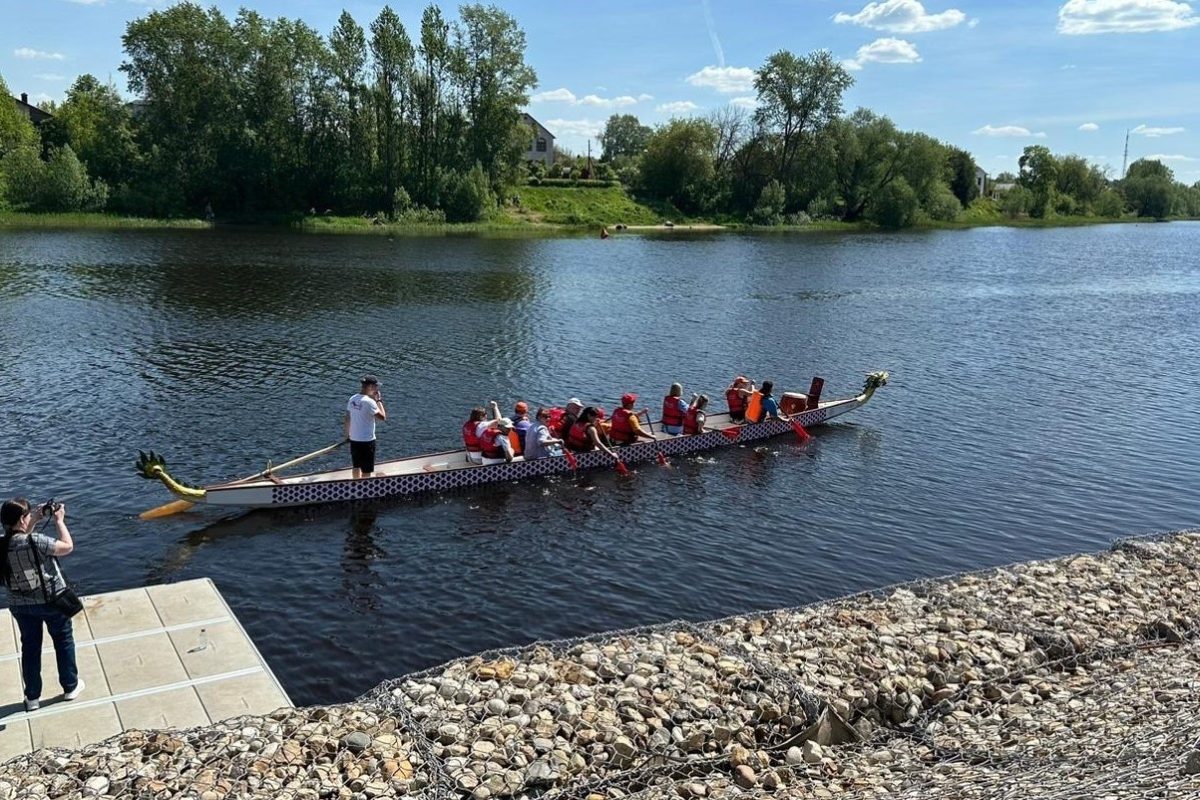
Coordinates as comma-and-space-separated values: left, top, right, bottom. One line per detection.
2, 192, 1192, 236
0, 212, 211, 230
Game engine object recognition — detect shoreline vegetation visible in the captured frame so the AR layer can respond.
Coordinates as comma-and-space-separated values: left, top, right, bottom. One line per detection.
1, 203, 1194, 237
4, 529, 1200, 796
4, 7, 1199, 233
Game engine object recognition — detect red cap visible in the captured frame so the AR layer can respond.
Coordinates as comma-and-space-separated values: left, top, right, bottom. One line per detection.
734, 376, 748, 385
621, 392, 637, 406
514, 401, 529, 413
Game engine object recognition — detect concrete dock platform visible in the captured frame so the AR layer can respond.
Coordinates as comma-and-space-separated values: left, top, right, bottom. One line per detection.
0, 578, 290, 762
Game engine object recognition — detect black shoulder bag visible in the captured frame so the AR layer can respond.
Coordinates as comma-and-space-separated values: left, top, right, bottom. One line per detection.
29, 540, 83, 618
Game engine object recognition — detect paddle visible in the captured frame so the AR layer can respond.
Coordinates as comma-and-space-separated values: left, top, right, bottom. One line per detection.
638, 409, 669, 466
139, 439, 349, 520
789, 417, 811, 444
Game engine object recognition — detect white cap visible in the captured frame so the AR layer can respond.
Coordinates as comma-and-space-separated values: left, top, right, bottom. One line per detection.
566, 397, 582, 408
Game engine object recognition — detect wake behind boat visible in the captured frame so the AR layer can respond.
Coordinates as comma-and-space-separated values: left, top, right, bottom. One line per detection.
137, 372, 888, 511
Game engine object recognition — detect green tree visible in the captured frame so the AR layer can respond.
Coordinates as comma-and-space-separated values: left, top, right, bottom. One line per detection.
751, 178, 786, 225
868, 176, 919, 228
925, 184, 962, 221
999, 185, 1033, 218
1122, 159, 1174, 219
414, 5, 452, 205
1018, 145, 1059, 218
1055, 155, 1105, 213
637, 118, 718, 212
829, 109, 906, 222
599, 114, 652, 161
371, 6, 414, 214
0, 73, 39, 158
945, 147, 979, 206
329, 10, 373, 210
753, 50, 853, 188
453, 5, 537, 186
40, 75, 139, 188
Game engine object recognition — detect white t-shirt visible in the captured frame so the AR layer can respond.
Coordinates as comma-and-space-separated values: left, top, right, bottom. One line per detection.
347, 394, 380, 441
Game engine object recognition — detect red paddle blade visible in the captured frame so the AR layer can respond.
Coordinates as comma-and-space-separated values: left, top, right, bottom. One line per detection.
615, 460, 630, 476
790, 419, 811, 443
721, 426, 741, 441
564, 450, 578, 470
656, 451, 668, 466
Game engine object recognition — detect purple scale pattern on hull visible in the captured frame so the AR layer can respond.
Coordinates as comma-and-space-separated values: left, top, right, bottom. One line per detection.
268, 406, 831, 506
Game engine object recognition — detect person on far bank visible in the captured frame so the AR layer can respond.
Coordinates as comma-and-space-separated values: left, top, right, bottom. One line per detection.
345, 375, 387, 478
1, 499, 83, 712
661, 383, 690, 435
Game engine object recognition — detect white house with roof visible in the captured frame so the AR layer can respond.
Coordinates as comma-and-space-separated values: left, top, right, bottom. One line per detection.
974, 166, 987, 199
521, 112, 555, 166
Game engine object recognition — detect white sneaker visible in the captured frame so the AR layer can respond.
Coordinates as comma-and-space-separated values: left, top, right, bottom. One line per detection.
24, 697, 40, 712
63, 678, 85, 701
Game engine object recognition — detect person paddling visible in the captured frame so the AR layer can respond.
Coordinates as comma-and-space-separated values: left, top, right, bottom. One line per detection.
683, 394, 710, 435
750, 380, 789, 423
725, 376, 754, 423
565, 406, 620, 460
480, 418, 518, 465
462, 407, 488, 464
661, 383, 690, 435
609, 393, 655, 446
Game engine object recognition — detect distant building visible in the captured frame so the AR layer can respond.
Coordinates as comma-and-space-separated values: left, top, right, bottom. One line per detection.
12, 92, 52, 126
521, 112, 555, 167
974, 166, 987, 199
992, 182, 1017, 199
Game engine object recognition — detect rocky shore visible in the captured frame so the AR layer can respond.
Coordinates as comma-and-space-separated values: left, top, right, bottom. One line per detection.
4, 530, 1200, 799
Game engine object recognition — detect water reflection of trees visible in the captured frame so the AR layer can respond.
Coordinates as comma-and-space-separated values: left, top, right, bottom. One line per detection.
57, 231, 543, 319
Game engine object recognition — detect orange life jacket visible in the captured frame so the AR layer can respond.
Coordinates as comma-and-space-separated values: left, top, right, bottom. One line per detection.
609, 407, 636, 444
462, 420, 482, 452
566, 421, 594, 451
661, 396, 684, 427
745, 391, 763, 423
683, 407, 702, 435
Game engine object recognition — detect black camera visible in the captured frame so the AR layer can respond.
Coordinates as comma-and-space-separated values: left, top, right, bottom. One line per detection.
40, 499, 62, 517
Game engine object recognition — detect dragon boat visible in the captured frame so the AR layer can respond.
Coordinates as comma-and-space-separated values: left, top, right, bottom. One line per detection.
137, 372, 888, 511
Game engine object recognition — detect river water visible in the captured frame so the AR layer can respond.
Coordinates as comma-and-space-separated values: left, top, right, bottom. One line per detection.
1, 223, 1197, 705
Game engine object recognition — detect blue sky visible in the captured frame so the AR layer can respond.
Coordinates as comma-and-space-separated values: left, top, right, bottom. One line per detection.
3, 0, 1198, 180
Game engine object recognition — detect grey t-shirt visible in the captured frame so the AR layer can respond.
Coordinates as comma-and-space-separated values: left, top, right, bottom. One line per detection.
4, 533, 64, 606
524, 422, 561, 460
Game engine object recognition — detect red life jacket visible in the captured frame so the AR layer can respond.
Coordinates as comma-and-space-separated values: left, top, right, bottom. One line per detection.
462, 420, 482, 452
683, 407, 702, 435
662, 396, 684, 427
481, 428, 507, 459
726, 388, 745, 415
566, 421, 594, 451
609, 407, 636, 444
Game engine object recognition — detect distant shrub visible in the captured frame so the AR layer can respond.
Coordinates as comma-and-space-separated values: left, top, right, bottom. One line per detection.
1092, 190, 1125, 218
751, 179, 786, 226
869, 177, 920, 229
925, 185, 962, 222
443, 164, 494, 223
533, 177, 619, 188
395, 206, 446, 224
785, 211, 811, 225
999, 186, 1034, 218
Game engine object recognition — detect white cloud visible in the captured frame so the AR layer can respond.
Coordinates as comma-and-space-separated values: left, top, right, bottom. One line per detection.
1132, 123, 1185, 136
66, 0, 104, 4
532, 88, 651, 109
1058, 0, 1199, 34
844, 37, 921, 70
684, 65, 755, 94
35, 73, 66, 81
968, 17, 980, 27
1078, 122, 1100, 131
973, 124, 1048, 138
1144, 153, 1197, 161
729, 96, 758, 109
834, 0, 966, 32
15, 48, 66, 60
543, 118, 605, 139
531, 88, 577, 104
657, 101, 700, 114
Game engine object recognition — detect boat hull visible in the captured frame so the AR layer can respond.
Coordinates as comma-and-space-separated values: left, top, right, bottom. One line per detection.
199, 396, 864, 509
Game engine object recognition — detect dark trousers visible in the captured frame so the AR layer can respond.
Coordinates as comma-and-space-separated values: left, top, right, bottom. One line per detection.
11, 603, 79, 700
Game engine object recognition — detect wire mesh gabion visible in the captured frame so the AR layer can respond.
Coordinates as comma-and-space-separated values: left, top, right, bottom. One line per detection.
3, 529, 1200, 799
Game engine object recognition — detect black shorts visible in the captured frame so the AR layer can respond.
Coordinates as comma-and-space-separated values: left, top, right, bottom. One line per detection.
350, 440, 377, 473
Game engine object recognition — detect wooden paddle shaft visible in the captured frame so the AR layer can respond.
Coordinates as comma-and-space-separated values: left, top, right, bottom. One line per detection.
234, 439, 349, 484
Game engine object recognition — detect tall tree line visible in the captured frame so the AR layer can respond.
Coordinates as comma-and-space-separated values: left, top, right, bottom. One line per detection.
1, 2, 536, 220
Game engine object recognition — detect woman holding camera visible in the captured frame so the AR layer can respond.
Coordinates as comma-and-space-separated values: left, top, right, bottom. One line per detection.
1, 498, 83, 712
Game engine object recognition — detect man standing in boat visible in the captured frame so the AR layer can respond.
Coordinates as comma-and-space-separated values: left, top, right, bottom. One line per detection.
345, 375, 387, 478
